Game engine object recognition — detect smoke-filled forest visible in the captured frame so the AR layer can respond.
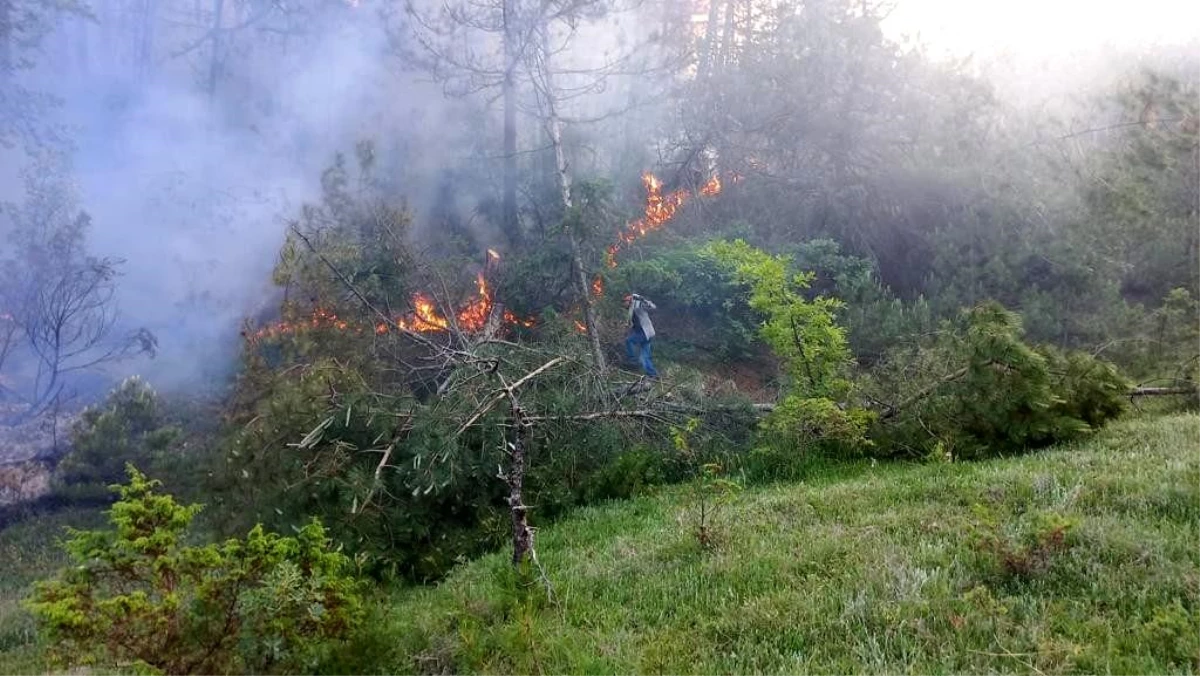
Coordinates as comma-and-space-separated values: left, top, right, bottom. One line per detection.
0, 0, 1198, 671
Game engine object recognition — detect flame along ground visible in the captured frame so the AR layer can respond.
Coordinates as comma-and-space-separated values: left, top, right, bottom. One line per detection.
248, 171, 729, 342
248, 267, 534, 343
605, 173, 723, 268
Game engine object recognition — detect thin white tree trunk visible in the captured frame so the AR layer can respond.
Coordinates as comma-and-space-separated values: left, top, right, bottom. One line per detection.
537, 23, 606, 371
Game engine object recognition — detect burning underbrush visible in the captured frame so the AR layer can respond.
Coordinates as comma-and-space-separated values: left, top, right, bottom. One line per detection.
606, 173, 725, 268
246, 169, 731, 344
245, 271, 536, 344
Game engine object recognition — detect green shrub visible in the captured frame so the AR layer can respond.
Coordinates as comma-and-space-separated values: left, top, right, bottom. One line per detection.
706, 239, 875, 471
576, 446, 668, 503
616, 244, 759, 361
869, 302, 1131, 459
56, 377, 180, 495
706, 239, 853, 399
747, 396, 877, 478
26, 466, 364, 675
788, 238, 937, 364
1037, 344, 1130, 428
966, 505, 1080, 586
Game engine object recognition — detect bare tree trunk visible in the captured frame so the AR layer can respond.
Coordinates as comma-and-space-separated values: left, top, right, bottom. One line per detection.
718, 0, 735, 68
507, 400, 533, 565
496, 357, 563, 567
537, 24, 606, 371
207, 0, 224, 97
501, 0, 521, 247
696, 0, 722, 80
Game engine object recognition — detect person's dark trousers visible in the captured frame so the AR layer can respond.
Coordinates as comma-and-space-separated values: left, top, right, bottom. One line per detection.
625, 326, 659, 378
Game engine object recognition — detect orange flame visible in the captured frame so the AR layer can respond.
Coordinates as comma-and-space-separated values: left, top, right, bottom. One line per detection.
487, 249, 501, 261
573, 320, 587, 333
247, 307, 362, 342
451, 274, 492, 333
591, 276, 604, 298
250, 267, 537, 343
607, 172, 724, 268
505, 310, 537, 328
397, 294, 452, 333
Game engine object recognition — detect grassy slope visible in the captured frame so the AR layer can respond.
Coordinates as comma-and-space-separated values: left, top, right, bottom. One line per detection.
0, 507, 106, 674
384, 414, 1200, 675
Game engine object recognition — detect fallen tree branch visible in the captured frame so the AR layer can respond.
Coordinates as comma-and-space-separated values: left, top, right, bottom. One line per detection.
524, 409, 673, 423
288, 224, 470, 359
878, 365, 972, 420
455, 357, 566, 436
354, 440, 397, 515
1130, 386, 1198, 397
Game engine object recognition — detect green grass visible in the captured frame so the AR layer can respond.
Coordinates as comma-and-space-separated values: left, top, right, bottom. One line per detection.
0, 507, 106, 674
380, 413, 1200, 674
1, 414, 1196, 674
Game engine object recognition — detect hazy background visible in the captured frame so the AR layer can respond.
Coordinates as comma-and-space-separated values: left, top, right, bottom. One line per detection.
5, 0, 1198, 391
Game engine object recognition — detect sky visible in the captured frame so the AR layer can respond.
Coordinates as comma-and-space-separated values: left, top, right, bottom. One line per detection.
880, 0, 1200, 62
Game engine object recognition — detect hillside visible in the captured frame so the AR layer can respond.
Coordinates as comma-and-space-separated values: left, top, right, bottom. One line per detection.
381, 414, 1199, 674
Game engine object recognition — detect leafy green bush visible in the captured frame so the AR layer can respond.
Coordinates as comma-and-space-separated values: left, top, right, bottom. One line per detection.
788, 239, 936, 364
706, 239, 853, 399
616, 244, 759, 361
706, 239, 874, 470
56, 377, 180, 495
26, 466, 364, 675
758, 395, 875, 455
868, 302, 1130, 459
580, 447, 668, 501
1037, 344, 1130, 429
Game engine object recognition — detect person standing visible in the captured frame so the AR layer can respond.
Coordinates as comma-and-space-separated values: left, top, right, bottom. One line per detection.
625, 293, 659, 378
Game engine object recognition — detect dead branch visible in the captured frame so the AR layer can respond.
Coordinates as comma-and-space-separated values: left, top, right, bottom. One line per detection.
455, 356, 566, 436
288, 223, 469, 359
524, 409, 674, 423
1130, 386, 1198, 397
354, 441, 396, 515
877, 365, 973, 420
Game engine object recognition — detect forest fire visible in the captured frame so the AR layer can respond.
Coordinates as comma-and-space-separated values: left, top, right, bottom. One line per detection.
454, 274, 493, 332
249, 307, 357, 342
393, 293, 453, 333
248, 171, 726, 344
250, 254, 536, 343
606, 173, 723, 268
381, 271, 535, 335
